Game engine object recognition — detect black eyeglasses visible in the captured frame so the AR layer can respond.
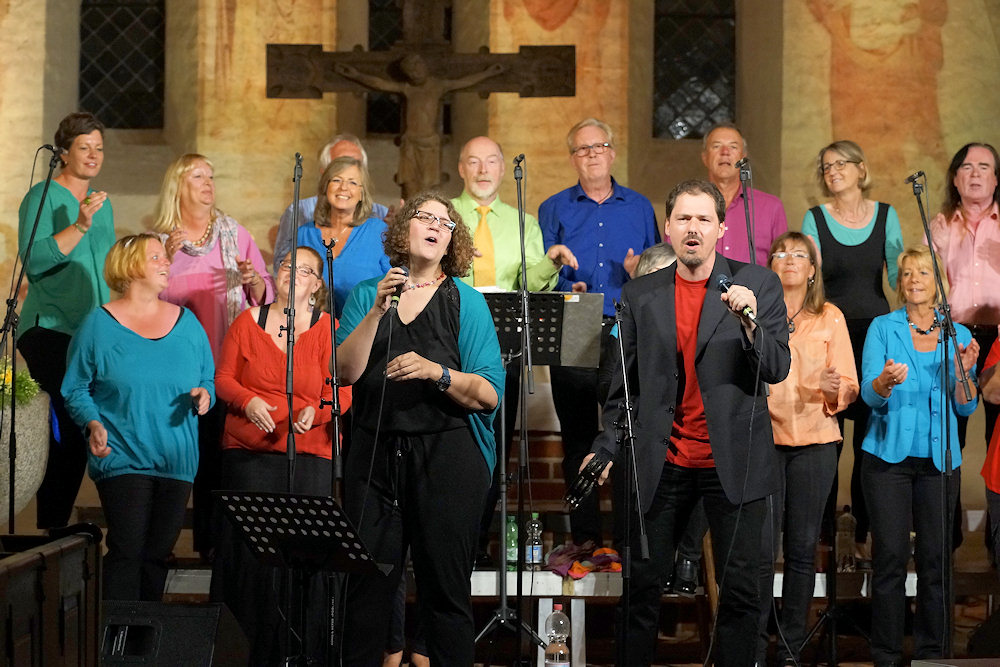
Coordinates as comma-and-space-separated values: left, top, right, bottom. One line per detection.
278, 261, 318, 277
412, 210, 456, 232
571, 142, 612, 158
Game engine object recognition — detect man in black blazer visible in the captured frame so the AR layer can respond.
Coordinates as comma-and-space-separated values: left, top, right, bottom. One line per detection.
583, 179, 790, 666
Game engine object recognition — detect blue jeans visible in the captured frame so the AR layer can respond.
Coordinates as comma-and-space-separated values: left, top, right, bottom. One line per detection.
619, 462, 765, 666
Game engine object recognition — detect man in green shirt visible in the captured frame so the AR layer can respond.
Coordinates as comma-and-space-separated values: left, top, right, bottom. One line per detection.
452, 135, 576, 566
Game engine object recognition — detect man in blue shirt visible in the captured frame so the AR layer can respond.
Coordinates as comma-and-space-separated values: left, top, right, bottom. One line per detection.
538, 118, 659, 546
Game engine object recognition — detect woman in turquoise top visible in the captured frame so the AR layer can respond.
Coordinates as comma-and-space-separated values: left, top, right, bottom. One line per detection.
295, 156, 390, 317
16, 111, 116, 530
860, 246, 978, 666
802, 139, 905, 564
62, 234, 215, 601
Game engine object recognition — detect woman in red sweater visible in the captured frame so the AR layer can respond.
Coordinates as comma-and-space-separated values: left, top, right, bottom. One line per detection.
209, 246, 351, 664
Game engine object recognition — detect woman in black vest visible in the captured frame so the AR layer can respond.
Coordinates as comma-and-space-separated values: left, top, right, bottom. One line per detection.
801, 140, 904, 566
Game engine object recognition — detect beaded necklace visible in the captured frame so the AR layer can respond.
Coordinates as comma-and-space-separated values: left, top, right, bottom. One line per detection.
407, 273, 445, 290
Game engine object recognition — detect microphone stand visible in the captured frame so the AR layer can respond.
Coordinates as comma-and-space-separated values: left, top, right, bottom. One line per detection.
1, 147, 63, 532
911, 171, 970, 659
319, 239, 342, 502
281, 152, 304, 665
612, 298, 648, 667
475, 153, 545, 658
738, 158, 757, 265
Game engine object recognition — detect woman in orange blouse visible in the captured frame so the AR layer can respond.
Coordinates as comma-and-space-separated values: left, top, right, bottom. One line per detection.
209, 246, 351, 663
758, 231, 859, 666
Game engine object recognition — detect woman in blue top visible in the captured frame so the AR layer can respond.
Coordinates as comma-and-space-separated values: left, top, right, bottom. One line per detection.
337, 192, 503, 665
62, 234, 215, 601
802, 139, 905, 563
17, 111, 116, 530
860, 245, 978, 666
295, 156, 391, 317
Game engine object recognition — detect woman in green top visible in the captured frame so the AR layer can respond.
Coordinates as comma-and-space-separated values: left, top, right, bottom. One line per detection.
16, 111, 115, 529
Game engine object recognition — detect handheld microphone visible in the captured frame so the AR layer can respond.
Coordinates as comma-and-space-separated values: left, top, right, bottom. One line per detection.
904, 170, 925, 184
41, 144, 66, 154
389, 266, 409, 309
513, 154, 525, 165
717, 273, 758, 326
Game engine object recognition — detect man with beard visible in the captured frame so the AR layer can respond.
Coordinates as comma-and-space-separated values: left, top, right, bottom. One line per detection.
582, 180, 789, 666
451, 135, 577, 565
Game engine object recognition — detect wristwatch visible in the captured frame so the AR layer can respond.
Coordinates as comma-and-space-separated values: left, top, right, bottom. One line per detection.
435, 365, 451, 391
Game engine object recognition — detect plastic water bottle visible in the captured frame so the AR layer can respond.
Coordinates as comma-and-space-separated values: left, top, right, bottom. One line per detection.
836, 505, 857, 572
505, 515, 518, 571
544, 603, 570, 666
525, 512, 543, 571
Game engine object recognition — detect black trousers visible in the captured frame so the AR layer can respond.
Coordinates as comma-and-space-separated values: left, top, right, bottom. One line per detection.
477, 364, 521, 552
342, 427, 489, 666
192, 399, 226, 556
16, 327, 88, 529
209, 449, 332, 666
862, 453, 958, 664
549, 319, 616, 545
620, 462, 765, 667
97, 474, 191, 601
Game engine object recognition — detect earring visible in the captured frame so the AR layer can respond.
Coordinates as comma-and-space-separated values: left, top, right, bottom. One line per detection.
309, 293, 316, 307
808, 276, 815, 286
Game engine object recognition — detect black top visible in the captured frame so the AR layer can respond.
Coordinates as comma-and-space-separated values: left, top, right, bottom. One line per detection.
354, 277, 467, 435
811, 203, 890, 320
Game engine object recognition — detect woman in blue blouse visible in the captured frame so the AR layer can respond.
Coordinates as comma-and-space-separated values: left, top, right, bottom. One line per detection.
861, 245, 978, 666
336, 192, 503, 665
17, 111, 116, 530
296, 156, 390, 317
62, 234, 215, 601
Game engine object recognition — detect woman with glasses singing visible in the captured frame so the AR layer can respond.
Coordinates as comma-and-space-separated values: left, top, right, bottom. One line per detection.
296, 156, 391, 317
210, 246, 351, 662
337, 193, 503, 664
801, 140, 904, 566
757, 231, 858, 666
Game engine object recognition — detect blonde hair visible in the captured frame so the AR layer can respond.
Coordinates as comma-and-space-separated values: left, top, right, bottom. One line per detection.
152, 154, 217, 233
816, 140, 873, 197
104, 233, 162, 293
314, 157, 374, 227
895, 245, 943, 305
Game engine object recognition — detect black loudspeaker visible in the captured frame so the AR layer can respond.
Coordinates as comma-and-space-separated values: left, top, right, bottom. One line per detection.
101, 601, 249, 666
967, 611, 1000, 658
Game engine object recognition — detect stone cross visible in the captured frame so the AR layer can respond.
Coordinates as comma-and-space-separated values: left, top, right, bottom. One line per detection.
266, 2, 575, 199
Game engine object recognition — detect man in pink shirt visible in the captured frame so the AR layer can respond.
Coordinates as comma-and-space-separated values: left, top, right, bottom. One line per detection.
702, 123, 788, 266
928, 142, 1000, 447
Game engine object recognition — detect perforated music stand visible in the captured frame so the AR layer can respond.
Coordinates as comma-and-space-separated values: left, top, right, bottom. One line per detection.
484, 291, 603, 367
216, 491, 382, 575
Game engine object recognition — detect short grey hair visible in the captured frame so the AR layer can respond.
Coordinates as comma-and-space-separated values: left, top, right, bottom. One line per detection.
702, 122, 747, 153
566, 118, 614, 153
319, 133, 368, 170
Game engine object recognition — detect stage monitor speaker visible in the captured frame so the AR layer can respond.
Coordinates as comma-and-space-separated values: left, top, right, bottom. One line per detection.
101, 601, 249, 666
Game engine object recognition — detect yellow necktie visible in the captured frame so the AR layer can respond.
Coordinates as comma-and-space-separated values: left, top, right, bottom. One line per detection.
473, 205, 496, 286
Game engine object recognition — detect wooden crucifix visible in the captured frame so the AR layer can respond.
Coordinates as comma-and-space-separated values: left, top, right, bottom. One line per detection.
266, 1, 575, 199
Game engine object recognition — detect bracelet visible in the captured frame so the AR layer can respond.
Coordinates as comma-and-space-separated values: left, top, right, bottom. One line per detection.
73, 222, 88, 234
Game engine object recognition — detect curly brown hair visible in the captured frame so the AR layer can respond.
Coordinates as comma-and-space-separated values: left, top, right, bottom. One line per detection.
383, 192, 474, 278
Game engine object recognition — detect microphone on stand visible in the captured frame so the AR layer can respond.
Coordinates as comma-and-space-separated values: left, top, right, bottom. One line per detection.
717, 273, 759, 326
41, 145, 66, 154
735, 157, 749, 169
904, 170, 925, 184
513, 154, 525, 166
389, 266, 409, 309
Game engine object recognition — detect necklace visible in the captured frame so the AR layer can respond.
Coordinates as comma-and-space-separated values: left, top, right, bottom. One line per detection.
832, 200, 870, 227
192, 218, 214, 247
407, 273, 445, 290
907, 311, 939, 336
786, 304, 805, 334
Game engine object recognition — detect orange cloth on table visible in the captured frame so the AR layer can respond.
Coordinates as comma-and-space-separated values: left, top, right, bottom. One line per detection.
767, 302, 859, 446
214, 308, 351, 458
472, 205, 496, 286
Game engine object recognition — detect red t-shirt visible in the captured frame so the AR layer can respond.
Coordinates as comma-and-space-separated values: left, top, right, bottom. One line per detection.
666, 273, 714, 468
982, 338, 1000, 492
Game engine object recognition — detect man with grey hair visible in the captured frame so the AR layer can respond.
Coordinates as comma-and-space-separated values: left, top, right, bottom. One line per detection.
701, 122, 787, 266
272, 133, 389, 273
538, 117, 659, 547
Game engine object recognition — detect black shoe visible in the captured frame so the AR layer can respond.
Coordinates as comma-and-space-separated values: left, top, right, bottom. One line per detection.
673, 557, 699, 596
474, 551, 495, 569
662, 571, 675, 594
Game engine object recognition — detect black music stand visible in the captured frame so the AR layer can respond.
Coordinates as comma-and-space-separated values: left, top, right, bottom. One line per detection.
476, 291, 602, 657
216, 491, 386, 664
